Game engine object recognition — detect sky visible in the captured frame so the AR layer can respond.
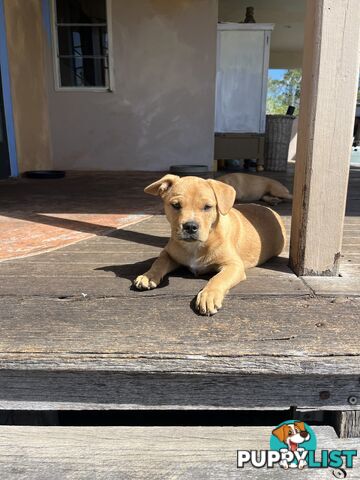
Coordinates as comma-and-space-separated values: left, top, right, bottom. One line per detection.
268, 69, 286, 80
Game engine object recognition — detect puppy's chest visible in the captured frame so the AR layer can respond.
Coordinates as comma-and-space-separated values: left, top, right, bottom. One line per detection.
169, 244, 214, 275
185, 256, 212, 276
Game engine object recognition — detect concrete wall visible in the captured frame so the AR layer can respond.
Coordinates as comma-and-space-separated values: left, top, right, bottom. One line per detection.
218, 0, 305, 68
4, 0, 52, 173
48, 0, 218, 171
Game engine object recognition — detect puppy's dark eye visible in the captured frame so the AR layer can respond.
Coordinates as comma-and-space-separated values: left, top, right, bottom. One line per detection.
171, 203, 181, 210
203, 204, 212, 211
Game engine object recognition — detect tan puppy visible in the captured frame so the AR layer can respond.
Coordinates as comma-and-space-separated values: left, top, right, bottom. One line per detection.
217, 172, 292, 205
133, 175, 286, 315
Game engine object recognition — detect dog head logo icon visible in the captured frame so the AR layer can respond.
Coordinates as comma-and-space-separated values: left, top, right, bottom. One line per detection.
272, 421, 310, 451
270, 420, 317, 469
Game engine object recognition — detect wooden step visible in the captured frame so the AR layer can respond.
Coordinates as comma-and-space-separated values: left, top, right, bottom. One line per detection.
0, 426, 357, 479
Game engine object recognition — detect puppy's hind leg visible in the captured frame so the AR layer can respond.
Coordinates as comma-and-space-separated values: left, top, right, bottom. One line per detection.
269, 181, 293, 201
278, 191, 293, 201
261, 194, 282, 206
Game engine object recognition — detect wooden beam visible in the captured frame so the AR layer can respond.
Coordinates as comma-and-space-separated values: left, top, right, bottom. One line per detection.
289, 0, 360, 276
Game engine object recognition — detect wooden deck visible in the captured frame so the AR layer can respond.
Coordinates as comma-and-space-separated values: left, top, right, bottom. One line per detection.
0, 168, 359, 423
0, 426, 358, 479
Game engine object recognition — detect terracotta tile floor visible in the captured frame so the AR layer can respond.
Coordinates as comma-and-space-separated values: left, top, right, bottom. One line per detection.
0, 172, 162, 261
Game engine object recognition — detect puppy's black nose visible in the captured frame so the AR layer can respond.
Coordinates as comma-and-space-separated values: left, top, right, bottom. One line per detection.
300, 431, 309, 438
183, 221, 199, 234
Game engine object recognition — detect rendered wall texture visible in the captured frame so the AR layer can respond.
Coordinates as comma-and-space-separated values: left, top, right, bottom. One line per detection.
48, 0, 218, 171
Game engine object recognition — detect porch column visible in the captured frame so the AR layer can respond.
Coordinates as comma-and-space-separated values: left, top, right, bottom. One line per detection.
289, 0, 360, 276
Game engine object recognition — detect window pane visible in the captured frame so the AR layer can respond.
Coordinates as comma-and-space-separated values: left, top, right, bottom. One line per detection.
58, 26, 108, 56
56, 0, 106, 24
59, 57, 108, 87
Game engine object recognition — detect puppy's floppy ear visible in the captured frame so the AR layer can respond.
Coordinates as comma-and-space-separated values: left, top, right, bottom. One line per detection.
272, 425, 288, 443
144, 174, 180, 197
207, 179, 236, 215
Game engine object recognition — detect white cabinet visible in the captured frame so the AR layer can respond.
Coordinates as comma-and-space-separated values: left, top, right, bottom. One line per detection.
215, 23, 273, 134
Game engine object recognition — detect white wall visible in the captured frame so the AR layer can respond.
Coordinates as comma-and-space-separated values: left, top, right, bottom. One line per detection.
48, 0, 218, 171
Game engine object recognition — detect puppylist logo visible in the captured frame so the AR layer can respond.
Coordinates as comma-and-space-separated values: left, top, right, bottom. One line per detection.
237, 421, 357, 473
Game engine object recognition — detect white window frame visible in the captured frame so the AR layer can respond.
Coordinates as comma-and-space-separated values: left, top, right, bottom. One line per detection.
51, 0, 114, 92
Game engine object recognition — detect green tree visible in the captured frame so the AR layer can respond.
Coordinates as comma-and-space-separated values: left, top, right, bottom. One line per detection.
267, 69, 302, 115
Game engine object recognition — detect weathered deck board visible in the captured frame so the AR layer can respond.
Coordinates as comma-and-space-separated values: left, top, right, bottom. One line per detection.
0, 368, 358, 410
0, 294, 359, 410
303, 277, 360, 296
0, 296, 359, 356
0, 213, 306, 295
0, 256, 293, 276
0, 353, 359, 375
0, 426, 357, 480
0, 274, 309, 296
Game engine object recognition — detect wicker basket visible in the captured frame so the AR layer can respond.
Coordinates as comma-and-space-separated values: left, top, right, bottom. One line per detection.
265, 115, 296, 171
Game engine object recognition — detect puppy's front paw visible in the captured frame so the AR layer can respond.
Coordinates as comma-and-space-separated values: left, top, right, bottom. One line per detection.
195, 288, 224, 316
133, 274, 158, 290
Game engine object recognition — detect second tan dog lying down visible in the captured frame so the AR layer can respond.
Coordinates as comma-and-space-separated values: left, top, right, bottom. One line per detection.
133, 175, 286, 315
217, 173, 292, 205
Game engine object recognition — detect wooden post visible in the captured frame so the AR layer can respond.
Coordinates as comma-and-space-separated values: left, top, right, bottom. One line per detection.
289, 0, 360, 276
333, 411, 360, 439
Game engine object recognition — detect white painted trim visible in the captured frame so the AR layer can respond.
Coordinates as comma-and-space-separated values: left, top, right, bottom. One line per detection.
51, 0, 113, 92
217, 23, 274, 31
50, 0, 59, 90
